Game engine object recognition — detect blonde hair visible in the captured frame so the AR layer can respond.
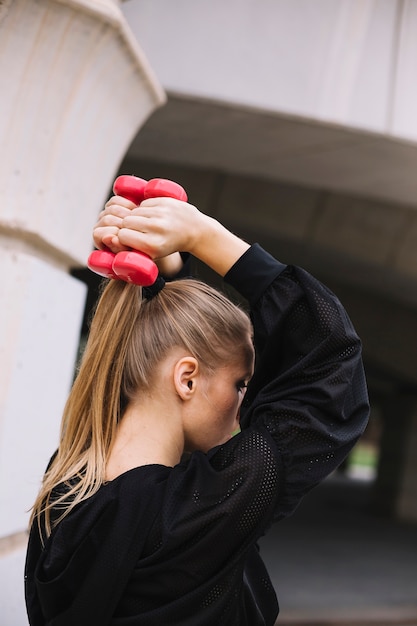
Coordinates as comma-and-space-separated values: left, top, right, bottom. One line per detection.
31, 278, 252, 538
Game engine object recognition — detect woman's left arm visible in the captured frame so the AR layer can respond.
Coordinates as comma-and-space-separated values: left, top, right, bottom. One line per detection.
225, 244, 370, 520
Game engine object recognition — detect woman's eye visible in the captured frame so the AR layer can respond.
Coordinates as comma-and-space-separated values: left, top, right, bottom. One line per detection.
236, 381, 248, 393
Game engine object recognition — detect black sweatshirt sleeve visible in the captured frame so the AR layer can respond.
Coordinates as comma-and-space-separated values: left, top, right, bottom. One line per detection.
225, 243, 370, 519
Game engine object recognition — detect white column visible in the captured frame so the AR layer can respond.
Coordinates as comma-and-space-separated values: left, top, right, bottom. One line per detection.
397, 411, 417, 522
0, 1, 165, 623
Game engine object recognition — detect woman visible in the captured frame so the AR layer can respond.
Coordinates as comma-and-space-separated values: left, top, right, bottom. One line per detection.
25, 190, 369, 625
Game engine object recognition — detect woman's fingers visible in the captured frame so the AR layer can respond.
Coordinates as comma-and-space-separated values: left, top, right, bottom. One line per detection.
116, 227, 162, 258
104, 196, 137, 211
93, 226, 128, 253
93, 198, 136, 252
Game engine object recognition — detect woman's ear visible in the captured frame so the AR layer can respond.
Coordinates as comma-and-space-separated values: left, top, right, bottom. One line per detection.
173, 356, 199, 400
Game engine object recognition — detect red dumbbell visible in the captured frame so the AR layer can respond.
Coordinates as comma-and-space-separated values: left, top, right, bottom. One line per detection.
87, 175, 187, 285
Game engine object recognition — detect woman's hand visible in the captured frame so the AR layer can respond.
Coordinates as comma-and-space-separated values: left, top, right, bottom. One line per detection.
93, 195, 250, 277
92, 196, 188, 278
116, 197, 203, 260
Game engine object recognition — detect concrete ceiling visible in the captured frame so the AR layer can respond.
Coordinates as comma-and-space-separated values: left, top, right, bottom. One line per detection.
127, 94, 417, 309
129, 94, 417, 209
123, 94, 417, 388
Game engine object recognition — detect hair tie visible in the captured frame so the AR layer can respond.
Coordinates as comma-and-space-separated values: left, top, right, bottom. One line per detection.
142, 274, 165, 301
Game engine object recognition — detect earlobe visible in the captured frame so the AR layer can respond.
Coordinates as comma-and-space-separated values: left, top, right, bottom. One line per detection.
173, 356, 199, 400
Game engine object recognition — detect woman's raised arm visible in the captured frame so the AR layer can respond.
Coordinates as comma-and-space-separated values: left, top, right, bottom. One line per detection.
93, 195, 250, 277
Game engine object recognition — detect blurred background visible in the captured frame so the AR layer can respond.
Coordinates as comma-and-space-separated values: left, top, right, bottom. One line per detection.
1, 1, 417, 624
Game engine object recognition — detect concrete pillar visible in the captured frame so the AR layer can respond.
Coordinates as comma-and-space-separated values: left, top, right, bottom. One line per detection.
372, 391, 417, 523
397, 409, 417, 521
0, 1, 165, 623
